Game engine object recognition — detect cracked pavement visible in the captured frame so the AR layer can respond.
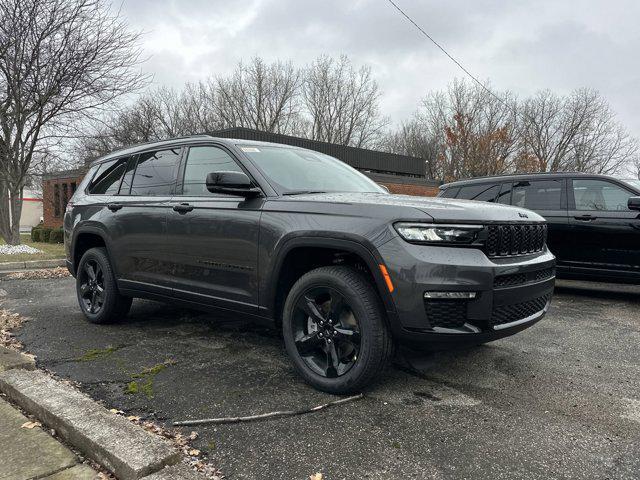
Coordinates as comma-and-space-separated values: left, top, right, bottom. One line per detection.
1, 275, 639, 479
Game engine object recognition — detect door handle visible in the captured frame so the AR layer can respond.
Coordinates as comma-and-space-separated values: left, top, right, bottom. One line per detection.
173, 203, 194, 213
574, 214, 596, 221
107, 203, 123, 212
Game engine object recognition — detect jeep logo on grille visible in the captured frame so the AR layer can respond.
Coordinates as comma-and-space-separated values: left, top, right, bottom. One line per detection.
518, 212, 529, 218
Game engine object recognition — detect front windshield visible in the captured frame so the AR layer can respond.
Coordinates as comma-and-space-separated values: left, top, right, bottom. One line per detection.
238, 145, 386, 194
621, 178, 640, 191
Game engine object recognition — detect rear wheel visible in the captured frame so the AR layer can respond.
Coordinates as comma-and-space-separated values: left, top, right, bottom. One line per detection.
76, 247, 132, 324
282, 266, 392, 394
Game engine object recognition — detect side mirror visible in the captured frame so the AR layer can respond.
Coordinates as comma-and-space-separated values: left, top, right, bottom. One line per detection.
206, 171, 261, 197
628, 196, 640, 211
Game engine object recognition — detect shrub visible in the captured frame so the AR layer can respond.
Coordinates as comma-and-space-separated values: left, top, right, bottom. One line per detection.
31, 226, 42, 242
49, 228, 64, 244
40, 227, 53, 243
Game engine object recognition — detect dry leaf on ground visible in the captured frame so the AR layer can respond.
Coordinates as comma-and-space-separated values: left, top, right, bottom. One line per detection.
21, 421, 41, 429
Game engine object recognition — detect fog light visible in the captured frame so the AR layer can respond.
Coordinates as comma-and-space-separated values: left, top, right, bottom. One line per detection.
424, 291, 477, 299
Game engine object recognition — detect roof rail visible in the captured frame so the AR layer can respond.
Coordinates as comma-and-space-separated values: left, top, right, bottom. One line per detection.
441, 171, 589, 187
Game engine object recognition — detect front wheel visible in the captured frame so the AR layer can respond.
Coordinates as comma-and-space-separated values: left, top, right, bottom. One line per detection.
76, 247, 132, 324
282, 266, 392, 394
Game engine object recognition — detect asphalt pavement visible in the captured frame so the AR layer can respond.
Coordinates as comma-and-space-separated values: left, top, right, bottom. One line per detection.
1, 275, 639, 480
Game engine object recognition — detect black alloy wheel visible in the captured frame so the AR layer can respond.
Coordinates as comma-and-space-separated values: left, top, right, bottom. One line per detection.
78, 259, 105, 315
283, 266, 392, 394
293, 287, 362, 378
76, 247, 132, 324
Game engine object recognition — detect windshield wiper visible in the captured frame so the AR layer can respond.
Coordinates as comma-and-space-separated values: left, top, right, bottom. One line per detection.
281, 190, 327, 196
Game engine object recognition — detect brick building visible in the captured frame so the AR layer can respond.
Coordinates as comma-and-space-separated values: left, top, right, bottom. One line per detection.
42, 129, 439, 227
42, 168, 86, 228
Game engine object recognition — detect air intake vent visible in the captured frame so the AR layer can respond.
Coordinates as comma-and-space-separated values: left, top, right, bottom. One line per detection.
485, 224, 547, 257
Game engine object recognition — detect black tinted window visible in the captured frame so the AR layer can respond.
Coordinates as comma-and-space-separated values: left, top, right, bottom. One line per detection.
131, 148, 180, 196
573, 179, 632, 211
512, 179, 563, 210
118, 157, 136, 195
182, 146, 243, 196
496, 183, 512, 204
87, 159, 126, 195
457, 184, 500, 202
439, 187, 459, 198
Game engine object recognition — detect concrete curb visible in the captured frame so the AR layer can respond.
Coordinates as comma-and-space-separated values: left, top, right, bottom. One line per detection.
0, 346, 35, 372
0, 369, 180, 480
0, 259, 66, 271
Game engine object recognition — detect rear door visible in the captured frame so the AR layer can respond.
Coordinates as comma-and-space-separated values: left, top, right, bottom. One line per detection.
109, 147, 182, 293
166, 144, 263, 312
510, 178, 570, 264
567, 178, 640, 277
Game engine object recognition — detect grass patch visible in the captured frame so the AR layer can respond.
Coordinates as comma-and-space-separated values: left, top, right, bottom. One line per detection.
77, 345, 119, 362
0, 234, 65, 264
125, 360, 176, 398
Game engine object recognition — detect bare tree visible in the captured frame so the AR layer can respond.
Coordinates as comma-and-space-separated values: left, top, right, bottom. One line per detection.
0, 0, 147, 244
214, 57, 303, 134
416, 79, 519, 181
382, 118, 439, 178
303, 55, 388, 148
520, 88, 638, 174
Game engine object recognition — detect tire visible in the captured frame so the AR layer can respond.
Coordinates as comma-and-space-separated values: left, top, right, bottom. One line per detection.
282, 266, 393, 394
76, 247, 132, 324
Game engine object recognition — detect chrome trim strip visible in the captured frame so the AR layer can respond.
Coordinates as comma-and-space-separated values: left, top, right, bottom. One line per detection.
492, 302, 550, 331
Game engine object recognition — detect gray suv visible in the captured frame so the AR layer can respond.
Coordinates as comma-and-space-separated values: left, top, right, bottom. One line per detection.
64, 136, 555, 393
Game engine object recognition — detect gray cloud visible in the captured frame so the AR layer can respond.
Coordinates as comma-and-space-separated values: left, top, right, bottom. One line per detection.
121, 0, 640, 148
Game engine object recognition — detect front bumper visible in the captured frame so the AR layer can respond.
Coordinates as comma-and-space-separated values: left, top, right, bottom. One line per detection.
378, 237, 556, 348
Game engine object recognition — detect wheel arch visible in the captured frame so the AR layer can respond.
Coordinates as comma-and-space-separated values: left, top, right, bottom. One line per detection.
70, 226, 113, 276
265, 236, 397, 326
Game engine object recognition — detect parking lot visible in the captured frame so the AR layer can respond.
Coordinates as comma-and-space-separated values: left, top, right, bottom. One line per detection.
1, 275, 639, 480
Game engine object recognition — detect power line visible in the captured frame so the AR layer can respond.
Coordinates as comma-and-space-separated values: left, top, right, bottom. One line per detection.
385, 0, 509, 109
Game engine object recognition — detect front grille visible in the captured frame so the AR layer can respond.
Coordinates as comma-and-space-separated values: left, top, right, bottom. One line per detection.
490, 294, 551, 326
494, 267, 555, 288
424, 300, 467, 329
485, 224, 547, 257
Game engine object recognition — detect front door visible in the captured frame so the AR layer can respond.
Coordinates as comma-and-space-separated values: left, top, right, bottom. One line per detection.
166, 144, 263, 313
567, 178, 640, 277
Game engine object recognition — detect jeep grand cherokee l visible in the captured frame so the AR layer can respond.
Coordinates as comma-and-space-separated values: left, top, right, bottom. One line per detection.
64, 136, 555, 393
439, 173, 640, 284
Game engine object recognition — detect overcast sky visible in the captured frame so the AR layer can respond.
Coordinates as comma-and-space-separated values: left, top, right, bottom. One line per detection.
121, 0, 640, 146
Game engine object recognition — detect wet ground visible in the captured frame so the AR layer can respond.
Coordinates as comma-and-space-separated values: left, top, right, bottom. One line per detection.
1, 275, 639, 479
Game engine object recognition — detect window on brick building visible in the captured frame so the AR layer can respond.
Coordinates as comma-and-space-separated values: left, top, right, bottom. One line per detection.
54, 184, 60, 217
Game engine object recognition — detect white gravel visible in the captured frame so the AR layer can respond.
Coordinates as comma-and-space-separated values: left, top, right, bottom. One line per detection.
0, 244, 43, 255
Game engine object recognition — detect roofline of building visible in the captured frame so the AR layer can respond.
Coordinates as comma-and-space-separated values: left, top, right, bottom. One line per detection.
208, 127, 426, 164
43, 168, 86, 181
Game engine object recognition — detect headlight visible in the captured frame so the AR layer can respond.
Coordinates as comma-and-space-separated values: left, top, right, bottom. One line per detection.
394, 223, 482, 244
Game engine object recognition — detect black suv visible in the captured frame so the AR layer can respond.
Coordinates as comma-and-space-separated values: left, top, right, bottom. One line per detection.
65, 136, 555, 393
439, 173, 640, 284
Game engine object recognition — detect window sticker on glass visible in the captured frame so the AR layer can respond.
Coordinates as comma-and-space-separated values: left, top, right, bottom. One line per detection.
240, 146, 260, 153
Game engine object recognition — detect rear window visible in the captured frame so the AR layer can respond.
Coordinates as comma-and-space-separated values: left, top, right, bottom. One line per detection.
87, 159, 127, 195
457, 183, 501, 202
512, 179, 564, 210
131, 148, 181, 196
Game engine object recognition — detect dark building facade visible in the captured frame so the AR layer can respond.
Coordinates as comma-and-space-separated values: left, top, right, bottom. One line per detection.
42, 128, 439, 227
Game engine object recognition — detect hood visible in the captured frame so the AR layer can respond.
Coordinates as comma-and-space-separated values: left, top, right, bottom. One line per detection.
280, 192, 545, 223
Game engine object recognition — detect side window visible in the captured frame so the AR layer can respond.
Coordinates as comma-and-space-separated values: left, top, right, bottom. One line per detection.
512, 179, 564, 210
181, 146, 244, 196
131, 148, 181, 196
118, 157, 136, 195
457, 184, 500, 202
496, 182, 512, 205
87, 159, 127, 195
439, 187, 459, 198
573, 179, 632, 211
